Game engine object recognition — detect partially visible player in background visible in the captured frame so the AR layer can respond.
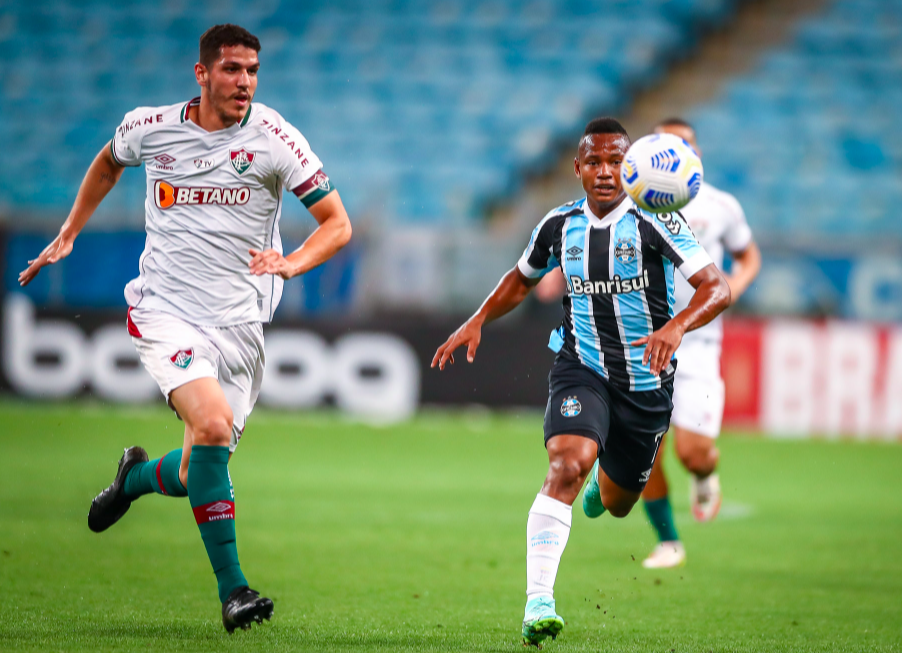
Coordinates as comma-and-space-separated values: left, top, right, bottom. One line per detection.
640, 118, 761, 569
19, 24, 352, 630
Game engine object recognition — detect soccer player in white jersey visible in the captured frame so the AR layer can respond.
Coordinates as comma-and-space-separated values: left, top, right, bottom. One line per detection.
640, 118, 761, 569
18, 25, 352, 631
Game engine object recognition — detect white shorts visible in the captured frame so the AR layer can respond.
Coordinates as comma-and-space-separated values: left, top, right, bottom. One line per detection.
128, 308, 265, 452
671, 338, 724, 439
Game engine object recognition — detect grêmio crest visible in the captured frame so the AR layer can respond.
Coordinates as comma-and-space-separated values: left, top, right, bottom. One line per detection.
230, 148, 255, 176
614, 238, 636, 264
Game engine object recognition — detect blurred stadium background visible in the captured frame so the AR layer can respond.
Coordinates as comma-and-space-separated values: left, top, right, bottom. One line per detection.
2, 0, 900, 437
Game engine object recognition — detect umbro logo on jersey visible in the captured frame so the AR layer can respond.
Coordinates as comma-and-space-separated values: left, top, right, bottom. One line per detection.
568, 270, 650, 296
230, 148, 255, 175
154, 181, 250, 209
154, 153, 176, 170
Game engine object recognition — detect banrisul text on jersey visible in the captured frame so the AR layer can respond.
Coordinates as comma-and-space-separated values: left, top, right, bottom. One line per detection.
517, 197, 712, 391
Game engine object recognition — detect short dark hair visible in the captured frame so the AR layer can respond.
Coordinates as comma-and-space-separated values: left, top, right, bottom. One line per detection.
199, 24, 261, 67
583, 117, 630, 139
655, 117, 695, 132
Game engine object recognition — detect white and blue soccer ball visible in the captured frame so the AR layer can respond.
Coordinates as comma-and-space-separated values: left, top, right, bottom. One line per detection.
621, 133, 703, 213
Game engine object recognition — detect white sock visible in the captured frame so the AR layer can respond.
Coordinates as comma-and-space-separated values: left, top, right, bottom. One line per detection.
526, 493, 572, 601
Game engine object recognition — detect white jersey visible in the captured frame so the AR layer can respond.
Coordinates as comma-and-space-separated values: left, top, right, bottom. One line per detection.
674, 182, 752, 345
112, 98, 334, 326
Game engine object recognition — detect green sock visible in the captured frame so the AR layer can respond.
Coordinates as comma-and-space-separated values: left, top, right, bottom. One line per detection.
188, 445, 247, 603
123, 449, 187, 498
644, 496, 679, 543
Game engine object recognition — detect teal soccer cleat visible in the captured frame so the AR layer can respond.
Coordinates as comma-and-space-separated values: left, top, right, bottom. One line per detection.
522, 596, 564, 648
582, 460, 606, 518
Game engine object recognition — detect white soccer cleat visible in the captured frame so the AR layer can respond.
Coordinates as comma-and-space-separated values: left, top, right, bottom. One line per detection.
642, 541, 686, 569
690, 473, 722, 522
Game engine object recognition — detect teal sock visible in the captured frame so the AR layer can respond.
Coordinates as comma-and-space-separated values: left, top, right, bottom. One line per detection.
188, 445, 247, 603
123, 449, 187, 498
644, 496, 679, 543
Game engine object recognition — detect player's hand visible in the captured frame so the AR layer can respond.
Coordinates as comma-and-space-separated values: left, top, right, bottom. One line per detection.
630, 320, 685, 377
18, 232, 75, 287
249, 248, 294, 279
431, 319, 483, 370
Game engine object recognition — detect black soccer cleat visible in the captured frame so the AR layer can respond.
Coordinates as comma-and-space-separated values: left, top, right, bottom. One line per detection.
87, 446, 149, 533
222, 586, 274, 634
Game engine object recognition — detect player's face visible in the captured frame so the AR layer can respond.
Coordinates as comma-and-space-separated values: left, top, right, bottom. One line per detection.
574, 133, 630, 211
198, 45, 259, 125
655, 124, 700, 156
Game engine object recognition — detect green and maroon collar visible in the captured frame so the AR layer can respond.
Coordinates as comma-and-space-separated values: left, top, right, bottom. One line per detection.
180, 97, 252, 127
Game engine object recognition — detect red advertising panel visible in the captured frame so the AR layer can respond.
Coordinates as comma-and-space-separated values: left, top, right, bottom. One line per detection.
723, 319, 902, 440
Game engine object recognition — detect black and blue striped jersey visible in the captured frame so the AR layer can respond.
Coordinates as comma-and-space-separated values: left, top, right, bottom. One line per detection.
518, 196, 713, 392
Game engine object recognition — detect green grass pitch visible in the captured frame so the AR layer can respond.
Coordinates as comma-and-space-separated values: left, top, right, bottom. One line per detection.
1, 401, 900, 652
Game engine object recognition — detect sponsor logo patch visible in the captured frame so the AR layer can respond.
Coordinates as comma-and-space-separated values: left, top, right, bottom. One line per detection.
655, 212, 682, 235
169, 348, 194, 369
568, 270, 650, 296
154, 181, 250, 209
529, 529, 561, 552
194, 158, 215, 169
230, 148, 255, 175
153, 153, 176, 171
561, 396, 581, 417
193, 500, 235, 524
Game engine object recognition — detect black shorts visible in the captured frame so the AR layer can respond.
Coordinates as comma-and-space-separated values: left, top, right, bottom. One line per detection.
543, 356, 674, 493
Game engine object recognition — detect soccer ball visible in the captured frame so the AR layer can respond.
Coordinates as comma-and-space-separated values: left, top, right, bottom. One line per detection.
621, 133, 703, 213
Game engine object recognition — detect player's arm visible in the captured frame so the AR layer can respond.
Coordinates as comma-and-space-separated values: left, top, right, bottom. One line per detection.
249, 191, 352, 279
724, 240, 761, 303
632, 263, 730, 376
431, 267, 539, 370
19, 143, 125, 286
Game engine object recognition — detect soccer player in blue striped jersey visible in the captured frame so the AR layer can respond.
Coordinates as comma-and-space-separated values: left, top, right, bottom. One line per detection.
432, 118, 731, 647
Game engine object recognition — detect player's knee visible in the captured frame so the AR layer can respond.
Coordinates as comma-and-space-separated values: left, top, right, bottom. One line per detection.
191, 411, 233, 447
547, 457, 589, 491
676, 441, 716, 475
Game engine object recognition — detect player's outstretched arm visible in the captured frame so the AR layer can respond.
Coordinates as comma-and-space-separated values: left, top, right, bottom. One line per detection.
725, 241, 761, 303
631, 264, 730, 376
249, 192, 352, 279
432, 267, 538, 370
19, 143, 125, 286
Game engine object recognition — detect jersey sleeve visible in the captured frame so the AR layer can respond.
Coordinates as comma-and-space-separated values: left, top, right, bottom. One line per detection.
110, 109, 145, 167
720, 192, 753, 254
268, 114, 335, 208
639, 210, 713, 280
517, 213, 560, 279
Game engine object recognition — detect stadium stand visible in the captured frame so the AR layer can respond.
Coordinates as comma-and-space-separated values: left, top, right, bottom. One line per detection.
690, 0, 902, 240
0, 0, 737, 227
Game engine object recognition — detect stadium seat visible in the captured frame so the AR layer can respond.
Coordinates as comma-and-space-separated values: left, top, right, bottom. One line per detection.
1, 0, 737, 228
691, 0, 902, 240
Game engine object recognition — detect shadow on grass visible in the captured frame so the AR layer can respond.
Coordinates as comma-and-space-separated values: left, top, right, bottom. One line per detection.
0, 620, 521, 652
